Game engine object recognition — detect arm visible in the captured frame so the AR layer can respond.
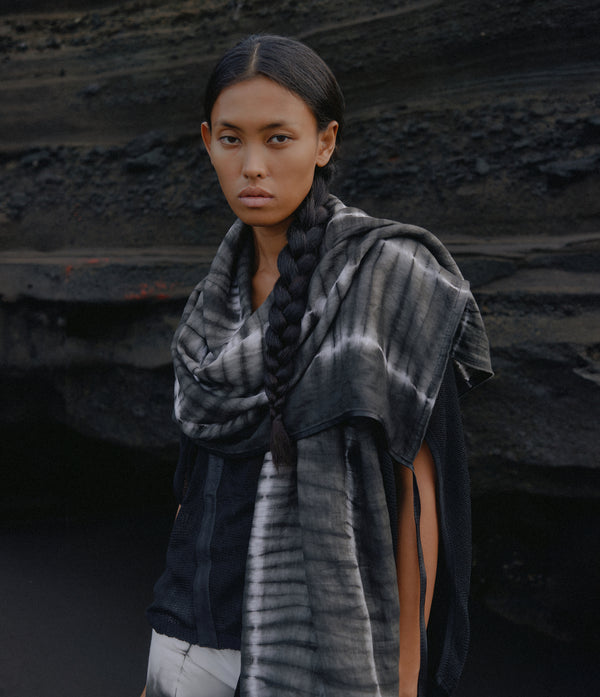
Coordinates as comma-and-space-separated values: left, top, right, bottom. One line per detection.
396, 442, 439, 697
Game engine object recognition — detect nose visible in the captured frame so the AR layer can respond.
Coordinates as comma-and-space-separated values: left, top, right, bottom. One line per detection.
242, 144, 266, 179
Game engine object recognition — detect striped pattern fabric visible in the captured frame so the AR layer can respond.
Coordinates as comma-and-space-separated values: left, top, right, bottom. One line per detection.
171, 197, 492, 696
243, 424, 400, 696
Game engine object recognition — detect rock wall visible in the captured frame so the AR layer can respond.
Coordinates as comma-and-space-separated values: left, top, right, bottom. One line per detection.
1, 0, 599, 642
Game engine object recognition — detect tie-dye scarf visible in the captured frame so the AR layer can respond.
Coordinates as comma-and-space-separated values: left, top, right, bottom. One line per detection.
172, 197, 492, 696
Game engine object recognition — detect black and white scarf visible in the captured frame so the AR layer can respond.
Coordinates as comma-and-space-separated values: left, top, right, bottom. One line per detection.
172, 197, 492, 696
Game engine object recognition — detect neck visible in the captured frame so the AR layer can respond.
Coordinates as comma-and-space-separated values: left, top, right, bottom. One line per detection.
252, 225, 289, 275
250, 224, 290, 310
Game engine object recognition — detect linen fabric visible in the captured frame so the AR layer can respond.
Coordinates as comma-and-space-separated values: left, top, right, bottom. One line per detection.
173, 197, 490, 462
146, 363, 470, 697
146, 629, 240, 697
170, 197, 492, 697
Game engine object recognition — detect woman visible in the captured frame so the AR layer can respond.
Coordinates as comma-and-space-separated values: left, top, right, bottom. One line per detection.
142, 35, 492, 697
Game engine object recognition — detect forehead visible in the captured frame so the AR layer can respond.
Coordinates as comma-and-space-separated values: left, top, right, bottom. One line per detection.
211, 75, 316, 129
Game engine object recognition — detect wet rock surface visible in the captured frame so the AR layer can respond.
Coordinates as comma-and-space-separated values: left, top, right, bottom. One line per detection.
1, 0, 599, 658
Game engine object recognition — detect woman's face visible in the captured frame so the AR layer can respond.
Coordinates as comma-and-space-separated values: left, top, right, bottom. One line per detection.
201, 76, 338, 239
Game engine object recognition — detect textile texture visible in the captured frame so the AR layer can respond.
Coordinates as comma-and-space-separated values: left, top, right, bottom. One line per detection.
171, 197, 492, 696
146, 630, 240, 697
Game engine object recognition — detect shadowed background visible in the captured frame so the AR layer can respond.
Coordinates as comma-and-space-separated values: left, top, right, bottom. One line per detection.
0, 1, 598, 695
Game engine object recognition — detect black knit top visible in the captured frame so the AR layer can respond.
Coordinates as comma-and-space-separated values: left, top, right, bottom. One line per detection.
146, 363, 471, 696
146, 438, 264, 649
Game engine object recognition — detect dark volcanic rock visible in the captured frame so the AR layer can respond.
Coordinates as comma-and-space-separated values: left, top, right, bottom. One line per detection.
540, 154, 600, 185
19, 149, 52, 168
0, 0, 599, 646
125, 147, 169, 172
79, 81, 102, 96
124, 130, 168, 158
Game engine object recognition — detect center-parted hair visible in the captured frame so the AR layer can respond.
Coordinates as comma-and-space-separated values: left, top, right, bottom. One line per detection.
204, 35, 345, 466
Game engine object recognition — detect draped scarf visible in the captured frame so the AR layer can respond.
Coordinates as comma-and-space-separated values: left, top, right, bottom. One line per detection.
172, 197, 492, 696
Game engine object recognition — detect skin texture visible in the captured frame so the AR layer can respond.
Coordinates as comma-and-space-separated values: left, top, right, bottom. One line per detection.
200, 76, 337, 309
142, 76, 438, 697
396, 443, 439, 697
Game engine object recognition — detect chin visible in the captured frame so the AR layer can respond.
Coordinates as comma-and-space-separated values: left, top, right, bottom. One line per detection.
238, 210, 288, 231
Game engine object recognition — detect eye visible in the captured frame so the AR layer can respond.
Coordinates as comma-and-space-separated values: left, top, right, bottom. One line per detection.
268, 134, 291, 145
219, 135, 240, 146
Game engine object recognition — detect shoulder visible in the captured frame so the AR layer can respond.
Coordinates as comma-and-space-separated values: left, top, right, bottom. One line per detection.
325, 196, 464, 280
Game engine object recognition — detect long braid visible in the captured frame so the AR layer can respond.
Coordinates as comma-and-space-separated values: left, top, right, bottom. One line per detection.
203, 35, 344, 464
264, 173, 330, 467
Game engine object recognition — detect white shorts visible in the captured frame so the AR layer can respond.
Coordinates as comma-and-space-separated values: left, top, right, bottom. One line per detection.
146, 630, 241, 697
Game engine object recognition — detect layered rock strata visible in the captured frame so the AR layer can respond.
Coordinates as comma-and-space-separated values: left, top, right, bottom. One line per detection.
1, 0, 598, 642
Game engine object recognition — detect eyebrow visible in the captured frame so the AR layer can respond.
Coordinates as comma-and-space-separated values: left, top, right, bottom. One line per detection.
216, 120, 291, 132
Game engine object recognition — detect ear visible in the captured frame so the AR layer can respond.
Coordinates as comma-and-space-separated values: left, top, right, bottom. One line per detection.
316, 120, 339, 168
201, 121, 213, 161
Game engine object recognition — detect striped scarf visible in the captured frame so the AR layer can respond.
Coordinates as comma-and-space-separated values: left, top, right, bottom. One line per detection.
172, 197, 492, 696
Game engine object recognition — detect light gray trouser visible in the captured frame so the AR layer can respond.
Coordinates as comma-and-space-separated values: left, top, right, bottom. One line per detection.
146, 630, 241, 697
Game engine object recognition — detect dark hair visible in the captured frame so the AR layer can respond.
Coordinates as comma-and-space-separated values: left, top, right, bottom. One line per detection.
204, 35, 345, 466
204, 34, 344, 179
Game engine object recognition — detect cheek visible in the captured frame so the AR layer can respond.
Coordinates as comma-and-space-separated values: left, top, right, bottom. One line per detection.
212, 159, 238, 190
286, 150, 318, 187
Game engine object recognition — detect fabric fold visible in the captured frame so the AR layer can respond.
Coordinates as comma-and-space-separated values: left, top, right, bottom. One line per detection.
172, 196, 492, 460
169, 196, 492, 696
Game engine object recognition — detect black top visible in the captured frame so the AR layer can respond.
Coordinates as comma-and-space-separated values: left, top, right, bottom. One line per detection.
147, 439, 263, 649
147, 364, 471, 694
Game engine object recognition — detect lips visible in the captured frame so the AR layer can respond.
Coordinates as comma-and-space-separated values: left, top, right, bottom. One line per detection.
238, 186, 273, 208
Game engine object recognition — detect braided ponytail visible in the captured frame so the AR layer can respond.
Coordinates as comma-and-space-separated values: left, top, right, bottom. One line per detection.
264, 173, 331, 467
203, 35, 344, 465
